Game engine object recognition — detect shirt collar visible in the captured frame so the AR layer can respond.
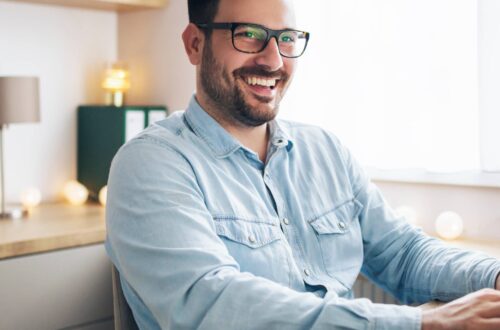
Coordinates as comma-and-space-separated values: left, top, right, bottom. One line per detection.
268, 120, 294, 152
184, 95, 294, 158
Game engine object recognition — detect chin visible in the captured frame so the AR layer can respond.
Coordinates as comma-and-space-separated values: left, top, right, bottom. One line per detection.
256, 105, 280, 123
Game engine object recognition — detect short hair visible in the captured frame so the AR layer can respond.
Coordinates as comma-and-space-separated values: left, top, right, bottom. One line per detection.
187, 0, 220, 24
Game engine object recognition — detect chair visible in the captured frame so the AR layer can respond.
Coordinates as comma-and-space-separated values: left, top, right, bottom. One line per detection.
112, 265, 139, 330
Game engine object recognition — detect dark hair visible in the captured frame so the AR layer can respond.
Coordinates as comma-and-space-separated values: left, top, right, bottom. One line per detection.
187, 0, 220, 24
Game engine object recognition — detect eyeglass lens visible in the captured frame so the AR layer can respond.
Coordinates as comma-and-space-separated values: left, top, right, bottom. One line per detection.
233, 25, 307, 57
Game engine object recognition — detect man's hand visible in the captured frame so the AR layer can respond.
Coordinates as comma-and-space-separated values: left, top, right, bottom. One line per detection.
422, 289, 500, 330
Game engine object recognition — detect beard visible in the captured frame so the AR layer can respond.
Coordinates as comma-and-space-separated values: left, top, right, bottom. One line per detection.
200, 41, 289, 127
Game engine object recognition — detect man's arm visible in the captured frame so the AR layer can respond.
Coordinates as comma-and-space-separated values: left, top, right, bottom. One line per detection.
105, 137, 421, 329
335, 138, 500, 329
337, 138, 500, 305
358, 183, 500, 304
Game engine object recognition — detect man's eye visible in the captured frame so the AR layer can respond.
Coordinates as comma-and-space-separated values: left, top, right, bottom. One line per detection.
235, 27, 265, 40
280, 33, 296, 43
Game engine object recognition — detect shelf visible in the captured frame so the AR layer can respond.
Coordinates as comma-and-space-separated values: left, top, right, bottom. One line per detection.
2, 0, 168, 11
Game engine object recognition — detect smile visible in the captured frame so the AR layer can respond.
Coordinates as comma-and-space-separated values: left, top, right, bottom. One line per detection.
244, 76, 279, 89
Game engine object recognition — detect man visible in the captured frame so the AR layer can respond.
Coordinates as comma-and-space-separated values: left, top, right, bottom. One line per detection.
105, 0, 500, 328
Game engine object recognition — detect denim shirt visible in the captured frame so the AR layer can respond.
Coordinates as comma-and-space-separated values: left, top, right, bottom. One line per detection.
105, 96, 500, 330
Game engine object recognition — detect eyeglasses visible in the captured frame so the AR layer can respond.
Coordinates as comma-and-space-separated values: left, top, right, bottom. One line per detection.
195, 22, 310, 58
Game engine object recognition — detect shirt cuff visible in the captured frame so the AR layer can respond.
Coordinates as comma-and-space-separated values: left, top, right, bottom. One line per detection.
486, 263, 500, 290
371, 304, 421, 330
493, 268, 500, 290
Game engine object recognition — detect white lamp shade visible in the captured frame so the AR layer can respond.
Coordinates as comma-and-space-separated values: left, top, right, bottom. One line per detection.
0, 76, 40, 125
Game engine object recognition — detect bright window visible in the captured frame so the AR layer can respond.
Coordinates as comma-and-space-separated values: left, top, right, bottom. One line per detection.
281, 0, 500, 173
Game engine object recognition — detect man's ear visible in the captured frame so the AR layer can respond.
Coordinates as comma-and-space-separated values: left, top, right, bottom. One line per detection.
182, 23, 205, 65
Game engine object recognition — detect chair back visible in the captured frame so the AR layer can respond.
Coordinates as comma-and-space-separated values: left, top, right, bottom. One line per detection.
112, 265, 139, 330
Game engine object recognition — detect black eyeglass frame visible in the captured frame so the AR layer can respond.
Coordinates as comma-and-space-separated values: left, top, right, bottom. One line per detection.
195, 22, 310, 58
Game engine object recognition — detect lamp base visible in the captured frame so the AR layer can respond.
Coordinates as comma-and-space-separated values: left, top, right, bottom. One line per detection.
0, 208, 28, 220
105, 91, 125, 107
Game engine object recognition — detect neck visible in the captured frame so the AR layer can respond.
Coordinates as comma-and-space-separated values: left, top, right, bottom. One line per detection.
195, 93, 270, 162
226, 124, 269, 162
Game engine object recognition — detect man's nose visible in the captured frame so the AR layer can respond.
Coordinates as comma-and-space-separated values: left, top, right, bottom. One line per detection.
255, 37, 284, 71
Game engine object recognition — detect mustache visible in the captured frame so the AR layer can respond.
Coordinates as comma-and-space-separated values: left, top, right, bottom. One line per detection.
233, 66, 288, 81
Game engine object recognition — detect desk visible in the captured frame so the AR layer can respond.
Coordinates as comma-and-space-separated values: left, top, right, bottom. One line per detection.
0, 203, 106, 259
0, 203, 112, 330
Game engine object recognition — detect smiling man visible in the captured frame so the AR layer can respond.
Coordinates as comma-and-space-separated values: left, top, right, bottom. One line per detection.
105, 0, 500, 329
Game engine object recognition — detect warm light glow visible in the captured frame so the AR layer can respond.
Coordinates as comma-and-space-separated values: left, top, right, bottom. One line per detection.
435, 211, 464, 240
102, 62, 130, 107
62, 181, 89, 206
99, 186, 107, 206
394, 205, 418, 226
21, 187, 42, 209
102, 65, 130, 92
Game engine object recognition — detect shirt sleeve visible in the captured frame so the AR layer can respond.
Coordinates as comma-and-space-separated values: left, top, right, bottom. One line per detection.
338, 139, 500, 304
105, 135, 422, 330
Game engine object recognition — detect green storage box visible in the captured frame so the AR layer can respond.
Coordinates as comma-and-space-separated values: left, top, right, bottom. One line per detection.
77, 105, 168, 199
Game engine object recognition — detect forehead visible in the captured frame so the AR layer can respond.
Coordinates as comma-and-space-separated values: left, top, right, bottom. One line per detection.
215, 0, 296, 30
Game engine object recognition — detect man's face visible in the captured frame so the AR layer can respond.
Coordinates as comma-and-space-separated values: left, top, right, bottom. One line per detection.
199, 0, 298, 127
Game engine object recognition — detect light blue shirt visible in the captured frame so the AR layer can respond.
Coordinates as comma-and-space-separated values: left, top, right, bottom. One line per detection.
106, 96, 500, 329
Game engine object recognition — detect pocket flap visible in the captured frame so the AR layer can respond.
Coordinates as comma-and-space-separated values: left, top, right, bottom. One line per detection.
309, 199, 363, 235
214, 219, 281, 249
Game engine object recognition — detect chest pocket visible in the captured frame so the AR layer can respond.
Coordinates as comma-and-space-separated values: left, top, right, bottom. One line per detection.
308, 199, 364, 288
214, 217, 290, 286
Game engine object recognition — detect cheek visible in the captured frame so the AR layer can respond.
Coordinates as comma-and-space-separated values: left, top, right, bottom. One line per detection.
284, 59, 297, 78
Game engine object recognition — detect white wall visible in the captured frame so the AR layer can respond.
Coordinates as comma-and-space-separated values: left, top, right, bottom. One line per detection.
0, 1, 117, 202
118, 0, 194, 110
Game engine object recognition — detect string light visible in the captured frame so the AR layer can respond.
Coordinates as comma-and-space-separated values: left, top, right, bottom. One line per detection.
435, 211, 464, 240
21, 187, 42, 210
98, 186, 107, 206
62, 181, 89, 206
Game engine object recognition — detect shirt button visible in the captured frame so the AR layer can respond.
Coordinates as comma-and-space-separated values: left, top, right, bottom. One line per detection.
273, 138, 285, 146
283, 218, 289, 225
303, 269, 310, 276
338, 221, 346, 230
248, 235, 256, 243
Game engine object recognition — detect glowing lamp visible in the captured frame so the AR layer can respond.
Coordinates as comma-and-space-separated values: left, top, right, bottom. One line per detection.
98, 186, 107, 206
21, 187, 42, 210
394, 205, 418, 226
435, 211, 464, 240
102, 62, 130, 107
62, 180, 88, 206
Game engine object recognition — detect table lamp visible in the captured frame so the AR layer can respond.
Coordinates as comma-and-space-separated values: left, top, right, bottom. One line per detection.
0, 76, 40, 219
102, 62, 130, 107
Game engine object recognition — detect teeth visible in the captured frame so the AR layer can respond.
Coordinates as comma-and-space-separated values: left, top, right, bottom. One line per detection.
245, 76, 277, 87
